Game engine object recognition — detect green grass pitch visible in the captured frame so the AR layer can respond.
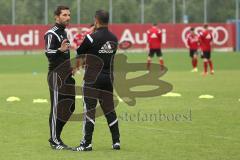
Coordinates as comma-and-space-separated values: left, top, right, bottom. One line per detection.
0, 51, 239, 160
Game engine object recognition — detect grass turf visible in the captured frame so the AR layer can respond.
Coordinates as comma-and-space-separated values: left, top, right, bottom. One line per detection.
0, 51, 239, 160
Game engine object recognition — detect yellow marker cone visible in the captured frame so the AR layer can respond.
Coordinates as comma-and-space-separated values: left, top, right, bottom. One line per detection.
6, 96, 21, 102
162, 92, 182, 97
199, 95, 214, 99
33, 99, 48, 103
117, 96, 123, 102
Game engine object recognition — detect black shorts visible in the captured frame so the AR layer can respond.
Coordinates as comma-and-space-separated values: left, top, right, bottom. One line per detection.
203, 51, 211, 59
189, 49, 198, 58
148, 49, 162, 57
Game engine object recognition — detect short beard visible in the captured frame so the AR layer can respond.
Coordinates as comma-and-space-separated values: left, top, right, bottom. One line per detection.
59, 21, 69, 27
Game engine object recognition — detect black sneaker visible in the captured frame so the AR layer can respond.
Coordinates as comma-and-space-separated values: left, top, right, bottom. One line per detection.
48, 139, 71, 150
112, 142, 120, 150
73, 141, 93, 151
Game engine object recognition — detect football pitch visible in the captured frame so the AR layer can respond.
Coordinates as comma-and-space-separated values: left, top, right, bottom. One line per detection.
0, 51, 239, 160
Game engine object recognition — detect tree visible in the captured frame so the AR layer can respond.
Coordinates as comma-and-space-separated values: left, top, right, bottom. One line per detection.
145, 0, 172, 23
0, 0, 237, 24
0, 0, 12, 24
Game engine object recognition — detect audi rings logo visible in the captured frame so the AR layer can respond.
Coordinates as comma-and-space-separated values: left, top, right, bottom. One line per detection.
182, 26, 229, 46
65, 27, 90, 46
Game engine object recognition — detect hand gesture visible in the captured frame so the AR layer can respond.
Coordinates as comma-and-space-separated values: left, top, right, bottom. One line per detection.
59, 39, 70, 52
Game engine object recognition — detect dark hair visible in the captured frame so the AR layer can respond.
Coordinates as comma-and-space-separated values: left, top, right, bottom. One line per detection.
54, 5, 70, 16
203, 24, 208, 29
153, 23, 157, 26
190, 27, 195, 31
95, 10, 109, 25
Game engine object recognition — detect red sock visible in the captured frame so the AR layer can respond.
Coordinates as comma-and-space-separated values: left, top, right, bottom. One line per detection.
192, 59, 195, 68
192, 59, 198, 68
204, 61, 208, 73
195, 59, 198, 68
159, 59, 164, 66
208, 60, 213, 71
147, 59, 151, 70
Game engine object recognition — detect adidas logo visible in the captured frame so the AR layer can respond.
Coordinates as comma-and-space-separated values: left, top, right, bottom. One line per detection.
206, 34, 211, 39
150, 33, 158, 38
98, 41, 114, 54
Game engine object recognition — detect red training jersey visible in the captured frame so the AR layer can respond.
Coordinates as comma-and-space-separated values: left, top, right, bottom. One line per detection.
82, 27, 95, 38
73, 33, 83, 47
147, 26, 162, 49
199, 30, 213, 52
186, 33, 199, 50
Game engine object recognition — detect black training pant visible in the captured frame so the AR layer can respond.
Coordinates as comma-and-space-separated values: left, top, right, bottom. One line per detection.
82, 73, 120, 144
48, 71, 75, 144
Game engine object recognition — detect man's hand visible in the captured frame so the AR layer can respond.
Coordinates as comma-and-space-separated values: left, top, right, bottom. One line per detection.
58, 39, 70, 52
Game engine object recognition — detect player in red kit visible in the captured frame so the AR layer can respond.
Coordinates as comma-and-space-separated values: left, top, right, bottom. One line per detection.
73, 28, 83, 50
73, 24, 95, 50
74, 24, 95, 72
81, 23, 95, 38
186, 27, 199, 72
199, 24, 214, 75
146, 23, 164, 71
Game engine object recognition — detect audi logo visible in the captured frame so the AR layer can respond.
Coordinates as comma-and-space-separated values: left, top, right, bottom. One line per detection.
182, 26, 229, 46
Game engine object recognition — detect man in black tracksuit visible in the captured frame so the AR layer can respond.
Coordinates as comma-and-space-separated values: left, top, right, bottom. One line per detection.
44, 6, 75, 150
73, 10, 120, 151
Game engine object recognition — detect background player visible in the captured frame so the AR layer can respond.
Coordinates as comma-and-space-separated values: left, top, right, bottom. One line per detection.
146, 23, 164, 71
81, 23, 95, 37
199, 24, 214, 75
73, 24, 95, 50
186, 27, 199, 72
72, 27, 83, 50
74, 24, 95, 71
